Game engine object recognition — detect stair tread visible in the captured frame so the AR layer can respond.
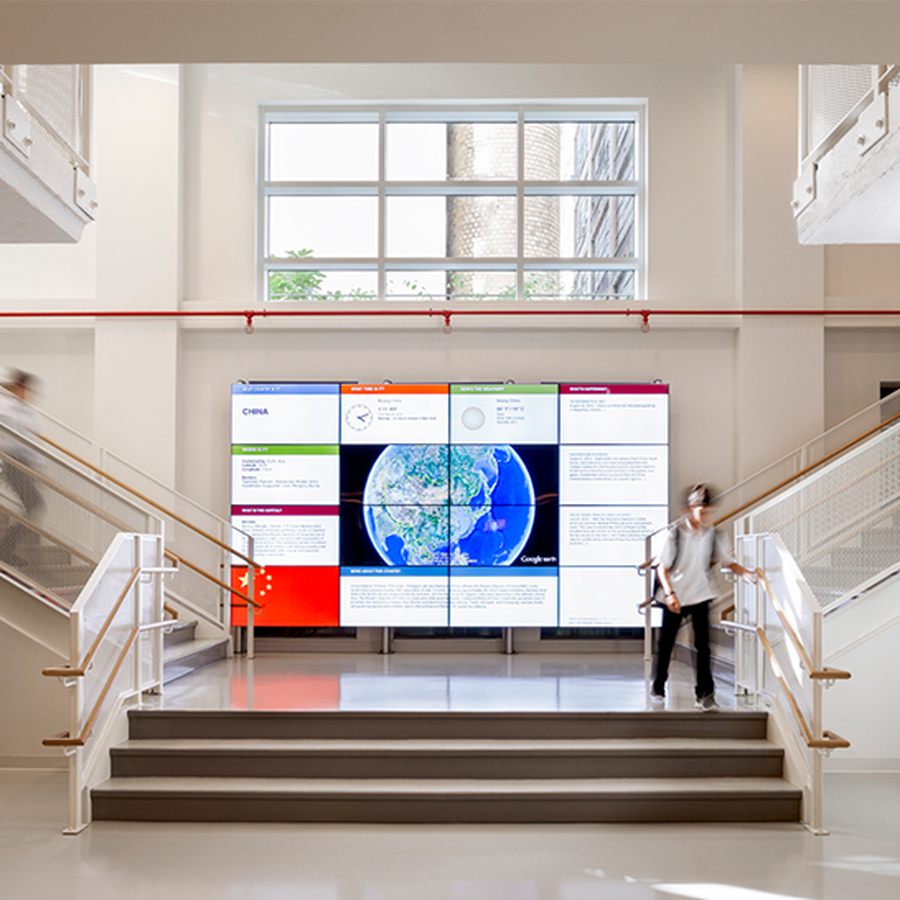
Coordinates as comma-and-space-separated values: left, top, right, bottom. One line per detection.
163, 637, 228, 661
129, 709, 768, 722
113, 737, 782, 755
94, 775, 801, 797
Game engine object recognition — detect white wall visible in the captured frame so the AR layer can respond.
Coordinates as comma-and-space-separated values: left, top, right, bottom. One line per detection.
0, 584, 69, 767
179, 324, 736, 517
2, 61, 895, 516
824, 575, 900, 770
0, 328, 94, 436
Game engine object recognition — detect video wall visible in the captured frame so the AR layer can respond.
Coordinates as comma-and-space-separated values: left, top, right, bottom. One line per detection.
230, 382, 669, 628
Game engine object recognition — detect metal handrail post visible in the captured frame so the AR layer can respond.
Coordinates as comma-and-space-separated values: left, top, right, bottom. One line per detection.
66, 748, 84, 835
65, 605, 86, 834
734, 536, 746, 695
809, 603, 826, 834
755, 534, 766, 700
643, 532, 653, 661
133, 539, 142, 695
246, 536, 255, 660
153, 535, 164, 690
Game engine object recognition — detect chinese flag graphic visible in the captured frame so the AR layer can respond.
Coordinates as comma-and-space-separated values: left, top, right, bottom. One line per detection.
230, 566, 339, 627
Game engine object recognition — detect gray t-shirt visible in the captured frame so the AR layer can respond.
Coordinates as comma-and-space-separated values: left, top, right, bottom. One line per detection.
659, 519, 734, 607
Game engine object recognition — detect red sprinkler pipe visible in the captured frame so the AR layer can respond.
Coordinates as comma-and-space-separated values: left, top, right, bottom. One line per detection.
1, 307, 899, 334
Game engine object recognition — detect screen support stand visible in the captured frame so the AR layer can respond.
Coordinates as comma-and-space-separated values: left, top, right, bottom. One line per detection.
380, 627, 394, 655
503, 628, 516, 655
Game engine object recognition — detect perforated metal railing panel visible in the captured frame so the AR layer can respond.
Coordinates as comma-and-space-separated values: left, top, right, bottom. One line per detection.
807, 64, 875, 152
745, 422, 900, 609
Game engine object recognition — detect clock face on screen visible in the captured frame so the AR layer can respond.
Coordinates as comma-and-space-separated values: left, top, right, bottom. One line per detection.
345, 403, 373, 431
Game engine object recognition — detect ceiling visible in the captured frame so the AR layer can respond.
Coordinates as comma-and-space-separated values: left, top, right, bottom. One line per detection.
1, 1, 899, 66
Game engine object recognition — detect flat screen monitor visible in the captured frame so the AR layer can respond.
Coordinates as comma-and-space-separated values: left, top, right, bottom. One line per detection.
230, 382, 668, 628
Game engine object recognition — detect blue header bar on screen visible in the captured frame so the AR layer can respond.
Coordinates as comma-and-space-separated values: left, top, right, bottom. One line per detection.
232, 383, 340, 395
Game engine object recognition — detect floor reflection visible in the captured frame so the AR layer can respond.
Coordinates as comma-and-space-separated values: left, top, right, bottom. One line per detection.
155, 652, 734, 713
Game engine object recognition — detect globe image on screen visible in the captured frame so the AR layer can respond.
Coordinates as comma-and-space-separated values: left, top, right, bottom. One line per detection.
363, 444, 535, 567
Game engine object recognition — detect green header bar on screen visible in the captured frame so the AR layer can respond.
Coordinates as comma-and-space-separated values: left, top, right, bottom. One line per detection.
450, 384, 558, 395
232, 445, 340, 456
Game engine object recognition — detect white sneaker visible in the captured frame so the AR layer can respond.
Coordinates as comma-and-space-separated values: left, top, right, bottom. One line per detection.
694, 694, 719, 712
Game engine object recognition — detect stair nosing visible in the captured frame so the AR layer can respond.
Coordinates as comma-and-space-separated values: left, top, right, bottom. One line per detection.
111, 737, 783, 755
93, 775, 802, 798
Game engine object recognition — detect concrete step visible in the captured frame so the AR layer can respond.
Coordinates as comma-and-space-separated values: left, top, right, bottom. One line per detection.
24, 563, 93, 588
109, 736, 786, 780
94, 708, 795, 825
162, 634, 229, 685
163, 619, 197, 648
91, 774, 801, 823
15, 544, 71, 566
830, 547, 900, 569
125, 709, 770, 742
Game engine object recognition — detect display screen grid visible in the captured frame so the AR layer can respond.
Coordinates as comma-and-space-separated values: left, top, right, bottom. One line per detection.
230, 382, 668, 629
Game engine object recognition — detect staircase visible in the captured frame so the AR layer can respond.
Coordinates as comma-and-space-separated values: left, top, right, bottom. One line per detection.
803, 513, 900, 607
162, 619, 229, 684
0, 511, 93, 607
91, 709, 801, 824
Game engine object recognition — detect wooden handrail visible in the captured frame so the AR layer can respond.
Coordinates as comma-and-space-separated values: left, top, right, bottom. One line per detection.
0, 496, 95, 566
164, 548, 262, 610
754, 626, 850, 751
43, 624, 142, 747
0, 448, 134, 536
41, 567, 141, 678
787, 501, 900, 574
744, 445, 900, 543
638, 408, 900, 571
39, 434, 261, 569
1, 441, 260, 614
713, 407, 900, 527
755, 569, 851, 681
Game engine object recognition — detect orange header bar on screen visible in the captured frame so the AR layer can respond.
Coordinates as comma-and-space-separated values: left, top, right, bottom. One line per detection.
341, 384, 449, 395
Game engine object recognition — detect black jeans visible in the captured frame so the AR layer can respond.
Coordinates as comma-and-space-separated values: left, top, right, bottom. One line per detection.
652, 599, 714, 700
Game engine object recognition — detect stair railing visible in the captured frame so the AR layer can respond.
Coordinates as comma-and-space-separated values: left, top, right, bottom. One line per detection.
39, 432, 263, 657
641, 389, 900, 572
40, 532, 177, 834
0, 387, 263, 656
733, 417, 900, 610
732, 531, 851, 835
639, 390, 900, 650
0, 421, 160, 609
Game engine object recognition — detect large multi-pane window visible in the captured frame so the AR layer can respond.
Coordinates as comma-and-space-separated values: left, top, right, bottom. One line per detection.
259, 106, 644, 303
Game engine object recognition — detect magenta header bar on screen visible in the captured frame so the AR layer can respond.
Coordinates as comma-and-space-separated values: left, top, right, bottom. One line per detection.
560, 384, 669, 394
232, 506, 340, 516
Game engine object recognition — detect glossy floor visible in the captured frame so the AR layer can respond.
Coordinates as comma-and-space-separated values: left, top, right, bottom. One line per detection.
3, 653, 899, 900
152, 651, 741, 713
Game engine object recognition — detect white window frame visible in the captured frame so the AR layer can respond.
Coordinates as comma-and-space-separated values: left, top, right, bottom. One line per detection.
257, 101, 647, 305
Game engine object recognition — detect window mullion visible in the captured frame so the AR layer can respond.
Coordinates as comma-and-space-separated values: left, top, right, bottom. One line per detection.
516, 108, 525, 302
378, 109, 386, 301
261, 104, 646, 305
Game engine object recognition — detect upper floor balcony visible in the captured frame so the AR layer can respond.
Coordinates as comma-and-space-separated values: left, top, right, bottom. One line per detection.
0, 64, 97, 243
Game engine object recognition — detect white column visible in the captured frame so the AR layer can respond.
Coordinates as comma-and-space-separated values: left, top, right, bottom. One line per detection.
735, 65, 825, 479
92, 65, 181, 486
